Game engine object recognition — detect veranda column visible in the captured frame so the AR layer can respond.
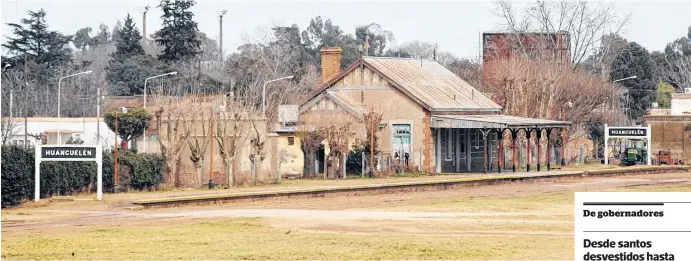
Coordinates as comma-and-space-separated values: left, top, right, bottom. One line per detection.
497, 129, 503, 174
511, 129, 518, 173
546, 128, 553, 171
526, 129, 532, 172
536, 128, 542, 171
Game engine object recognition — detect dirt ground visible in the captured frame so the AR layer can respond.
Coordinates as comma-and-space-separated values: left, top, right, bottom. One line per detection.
2, 171, 690, 260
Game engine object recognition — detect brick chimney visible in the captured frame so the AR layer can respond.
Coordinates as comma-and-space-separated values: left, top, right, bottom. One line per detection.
320, 47, 342, 83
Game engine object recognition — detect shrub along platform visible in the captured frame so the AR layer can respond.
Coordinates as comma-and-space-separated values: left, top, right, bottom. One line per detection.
132, 165, 690, 208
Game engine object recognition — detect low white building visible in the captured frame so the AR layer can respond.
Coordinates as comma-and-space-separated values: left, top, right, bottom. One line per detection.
2, 117, 119, 147
670, 93, 691, 115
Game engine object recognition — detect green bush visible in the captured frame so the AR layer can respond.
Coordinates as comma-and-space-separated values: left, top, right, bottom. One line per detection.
1, 146, 164, 208
1, 146, 35, 208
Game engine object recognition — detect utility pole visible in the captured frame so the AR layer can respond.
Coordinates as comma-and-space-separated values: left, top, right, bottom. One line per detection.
114, 110, 119, 191
208, 109, 214, 189
143, 6, 150, 43
369, 119, 374, 177
23, 56, 28, 148
219, 10, 227, 62
96, 88, 101, 145
9, 90, 13, 119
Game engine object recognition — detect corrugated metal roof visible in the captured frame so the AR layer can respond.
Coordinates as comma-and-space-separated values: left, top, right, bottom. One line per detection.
363, 57, 502, 112
431, 115, 570, 129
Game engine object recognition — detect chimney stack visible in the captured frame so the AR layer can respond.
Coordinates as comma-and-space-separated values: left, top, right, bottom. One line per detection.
320, 47, 342, 83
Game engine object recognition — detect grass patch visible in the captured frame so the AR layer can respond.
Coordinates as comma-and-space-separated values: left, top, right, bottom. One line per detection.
383, 192, 573, 214
1, 218, 571, 260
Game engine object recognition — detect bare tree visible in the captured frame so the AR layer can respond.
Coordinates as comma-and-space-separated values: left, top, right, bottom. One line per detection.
215, 96, 252, 187
658, 55, 691, 91
1, 116, 20, 146
493, 0, 630, 69
153, 96, 193, 187
186, 105, 212, 188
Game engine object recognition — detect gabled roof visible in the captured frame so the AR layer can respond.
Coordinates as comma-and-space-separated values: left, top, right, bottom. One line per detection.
306, 56, 502, 113
299, 90, 365, 120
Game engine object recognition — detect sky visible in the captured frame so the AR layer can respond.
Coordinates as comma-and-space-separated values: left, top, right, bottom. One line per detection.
1, 0, 690, 60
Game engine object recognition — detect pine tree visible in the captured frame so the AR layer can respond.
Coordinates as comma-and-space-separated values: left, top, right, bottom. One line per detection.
113, 13, 144, 60
611, 42, 656, 122
154, 0, 201, 62
2, 9, 72, 68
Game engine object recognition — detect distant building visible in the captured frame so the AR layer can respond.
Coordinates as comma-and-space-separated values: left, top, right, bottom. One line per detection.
482, 31, 570, 67
2, 117, 117, 147
643, 93, 691, 164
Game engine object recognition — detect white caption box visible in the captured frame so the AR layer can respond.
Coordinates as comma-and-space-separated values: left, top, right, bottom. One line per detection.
575, 192, 691, 261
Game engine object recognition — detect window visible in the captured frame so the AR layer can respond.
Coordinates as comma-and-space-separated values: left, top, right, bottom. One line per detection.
392, 124, 411, 156
288, 137, 295, 146
12, 140, 24, 146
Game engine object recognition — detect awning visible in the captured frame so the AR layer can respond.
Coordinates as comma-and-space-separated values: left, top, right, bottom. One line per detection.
431, 115, 571, 129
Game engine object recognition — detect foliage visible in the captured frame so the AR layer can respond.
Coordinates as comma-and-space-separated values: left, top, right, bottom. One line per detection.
656, 81, 674, 108
610, 42, 656, 121
104, 107, 152, 142
346, 142, 370, 175
355, 23, 393, 57
1, 9, 73, 69
113, 13, 145, 61
302, 16, 360, 69
106, 150, 164, 190
1, 146, 34, 208
154, 0, 201, 62
106, 54, 172, 95
1, 146, 164, 208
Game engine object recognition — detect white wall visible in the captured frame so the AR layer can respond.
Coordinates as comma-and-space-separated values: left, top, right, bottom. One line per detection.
4, 117, 119, 147
670, 94, 691, 116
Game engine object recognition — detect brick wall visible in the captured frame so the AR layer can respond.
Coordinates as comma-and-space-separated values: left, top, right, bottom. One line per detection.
320, 47, 343, 83
422, 111, 433, 173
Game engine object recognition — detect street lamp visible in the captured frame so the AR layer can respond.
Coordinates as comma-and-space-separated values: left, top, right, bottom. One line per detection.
262, 76, 294, 118
219, 10, 227, 62
113, 106, 127, 192
57, 70, 93, 144
143, 71, 177, 152
613, 75, 637, 84
561, 101, 573, 166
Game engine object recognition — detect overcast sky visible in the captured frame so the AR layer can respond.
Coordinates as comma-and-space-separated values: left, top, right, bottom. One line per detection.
2, 0, 690, 59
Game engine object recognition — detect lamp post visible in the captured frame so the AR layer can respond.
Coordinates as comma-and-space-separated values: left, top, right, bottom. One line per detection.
262, 76, 294, 118
612, 76, 636, 125
142, 71, 177, 152
57, 70, 92, 144
113, 107, 128, 192
561, 101, 573, 166
219, 10, 227, 62
613, 75, 637, 84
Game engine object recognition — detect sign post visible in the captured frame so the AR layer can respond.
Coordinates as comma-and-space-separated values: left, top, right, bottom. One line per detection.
604, 124, 651, 165
34, 145, 103, 202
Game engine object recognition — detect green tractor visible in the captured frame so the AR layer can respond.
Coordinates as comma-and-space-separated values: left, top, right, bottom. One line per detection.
621, 140, 648, 166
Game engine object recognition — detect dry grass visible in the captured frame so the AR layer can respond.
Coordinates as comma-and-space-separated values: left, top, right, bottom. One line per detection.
1, 218, 571, 260
2, 180, 688, 260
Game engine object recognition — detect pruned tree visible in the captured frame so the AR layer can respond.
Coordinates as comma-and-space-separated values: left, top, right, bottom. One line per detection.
153, 96, 192, 187
186, 105, 212, 188
215, 95, 252, 187
104, 107, 152, 143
